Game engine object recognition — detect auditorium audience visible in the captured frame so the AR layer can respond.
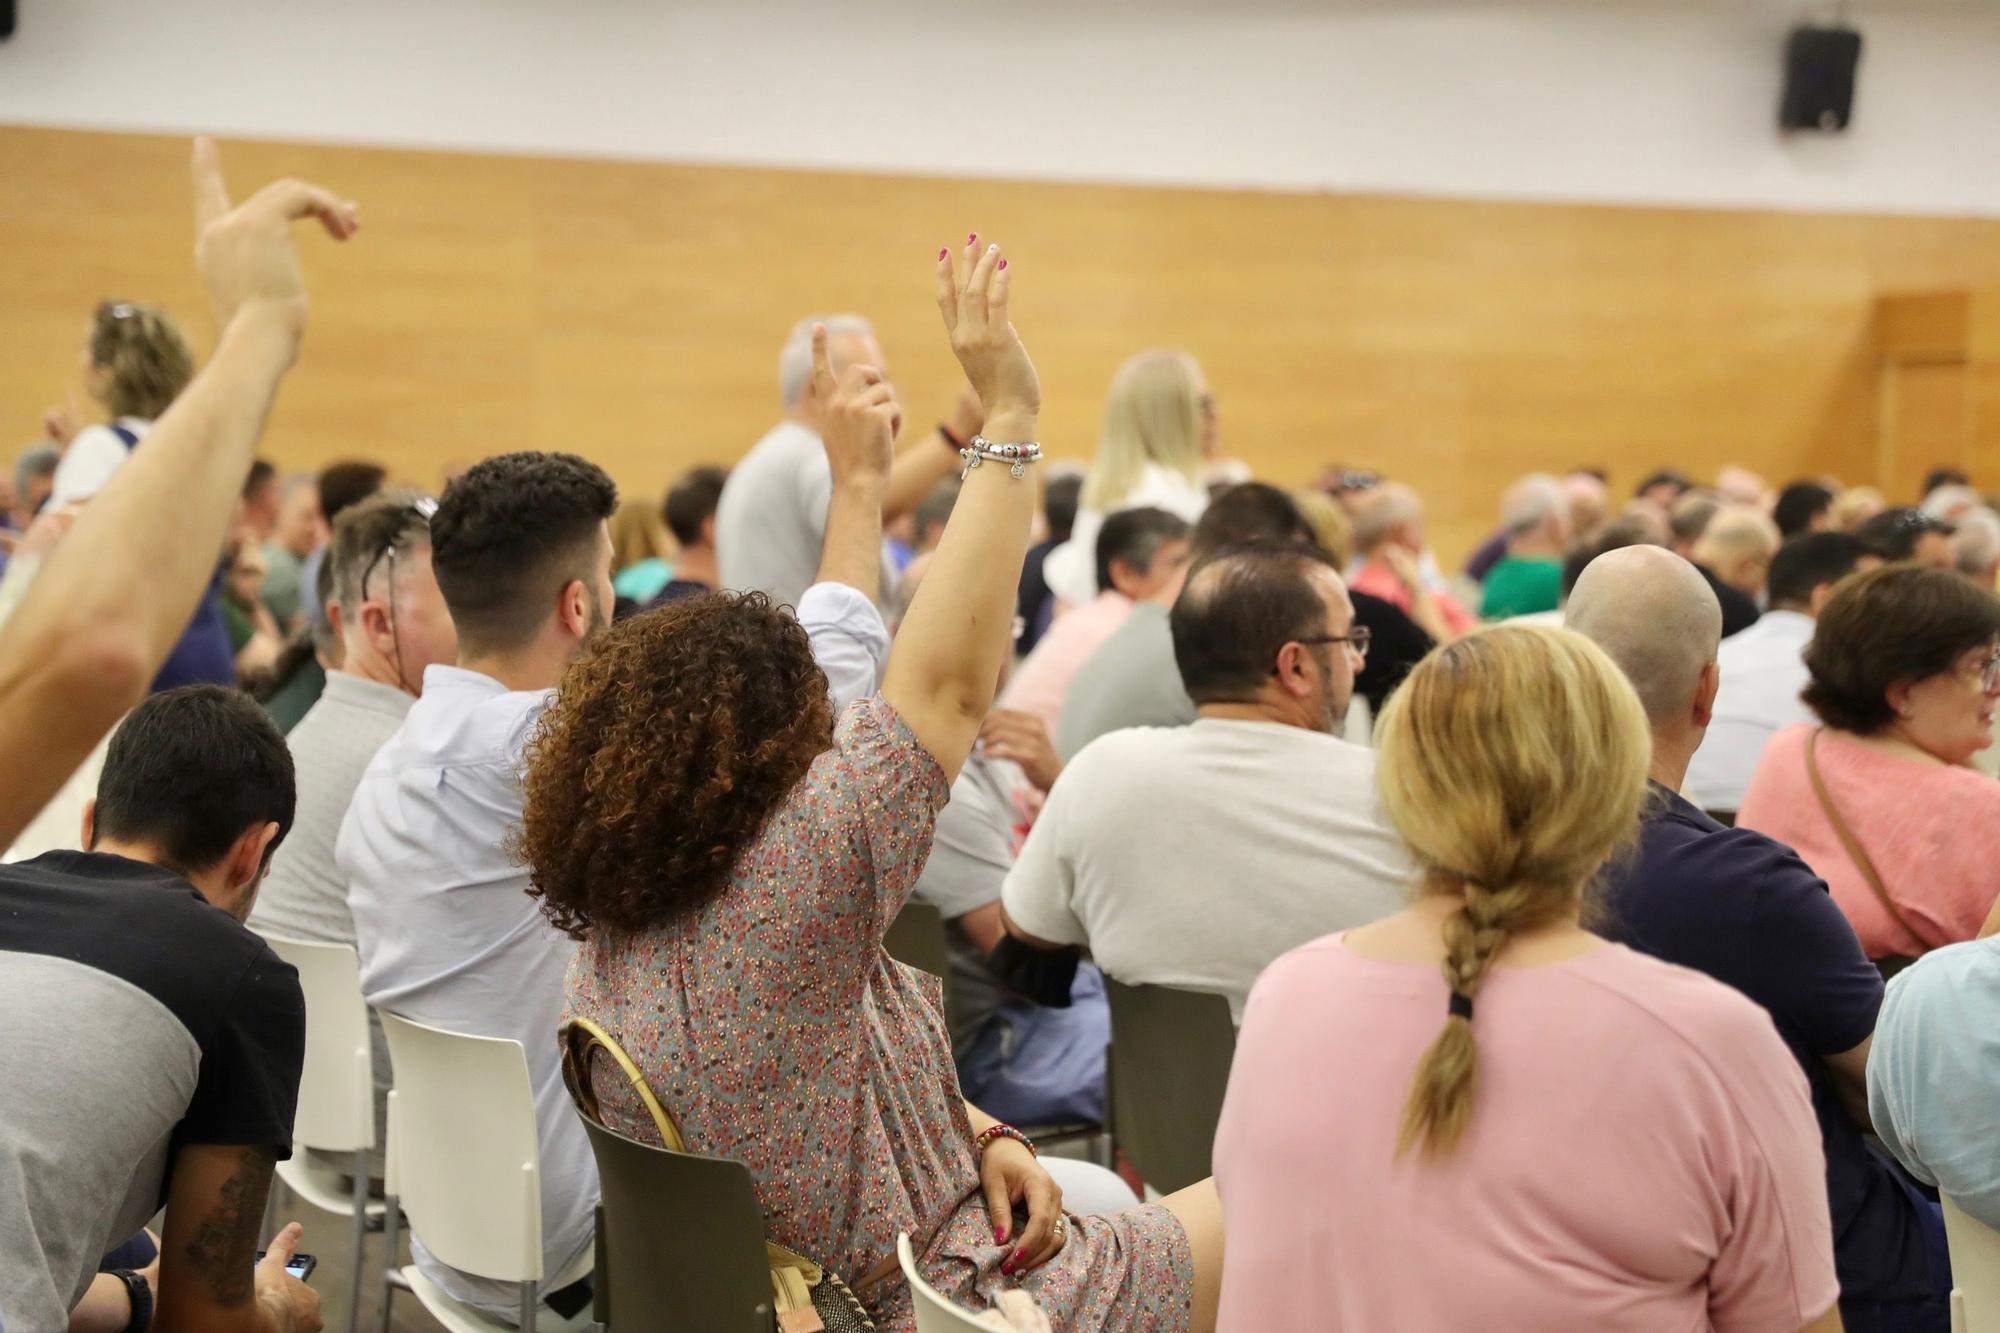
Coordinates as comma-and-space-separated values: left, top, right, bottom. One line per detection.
1857, 507, 1956, 570
1478, 472, 1568, 620
1920, 483, 1983, 526
1686, 532, 1879, 816
1667, 489, 1720, 556
240, 459, 281, 543
11, 441, 59, 529
222, 538, 286, 679
716, 311, 978, 606
46, 299, 195, 507
261, 472, 325, 631
1347, 481, 1475, 639
1213, 624, 1838, 1332
997, 506, 1190, 740
1569, 546, 1950, 1331
249, 555, 338, 734
1775, 479, 1836, 538
1834, 484, 1888, 533
0, 686, 318, 1333
1040, 349, 1212, 609
1950, 505, 2000, 587
646, 463, 728, 606
1690, 504, 1777, 637
608, 493, 675, 604
1290, 487, 1352, 566
1738, 565, 2000, 963
295, 459, 387, 631
522, 246, 1224, 1332
1016, 466, 1083, 655
1636, 466, 1695, 511
1006, 541, 1408, 1019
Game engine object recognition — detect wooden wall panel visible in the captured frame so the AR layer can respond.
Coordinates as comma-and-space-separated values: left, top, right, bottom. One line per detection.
7, 125, 2000, 562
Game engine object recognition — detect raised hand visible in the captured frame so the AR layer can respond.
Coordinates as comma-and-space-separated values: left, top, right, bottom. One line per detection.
936, 234, 1040, 428
190, 136, 360, 341
979, 708, 1063, 793
810, 322, 900, 488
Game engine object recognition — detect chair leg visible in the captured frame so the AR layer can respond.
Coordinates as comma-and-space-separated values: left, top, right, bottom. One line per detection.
518, 1280, 537, 1331
377, 1195, 401, 1333
347, 1150, 368, 1333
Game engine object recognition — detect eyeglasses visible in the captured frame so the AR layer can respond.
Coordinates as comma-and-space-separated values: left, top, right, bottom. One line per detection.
1296, 627, 1372, 660
359, 497, 438, 694
1968, 647, 2000, 693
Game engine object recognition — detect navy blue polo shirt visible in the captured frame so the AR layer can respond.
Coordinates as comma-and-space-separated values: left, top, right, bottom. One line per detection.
1597, 783, 1932, 1310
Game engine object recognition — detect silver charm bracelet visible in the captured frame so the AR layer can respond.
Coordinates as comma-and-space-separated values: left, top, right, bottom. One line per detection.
960, 435, 1043, 480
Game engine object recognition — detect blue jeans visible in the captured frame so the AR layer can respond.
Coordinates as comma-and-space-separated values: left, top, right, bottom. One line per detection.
1842, 1196, 1952, 1333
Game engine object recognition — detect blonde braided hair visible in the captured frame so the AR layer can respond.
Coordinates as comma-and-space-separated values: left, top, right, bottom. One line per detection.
89, 301, 194, 421
1373, 626, 1651, 1158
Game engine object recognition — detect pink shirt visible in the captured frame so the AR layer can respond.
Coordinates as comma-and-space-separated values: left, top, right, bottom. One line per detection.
1214, 934, 1836, 1333
1738, 723, 2000, 957
1348, 561, 1477, 638
997, 590, 1134, 738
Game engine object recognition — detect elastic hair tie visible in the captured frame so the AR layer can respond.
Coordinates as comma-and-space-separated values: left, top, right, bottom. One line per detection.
1448, 990, 1474, 1021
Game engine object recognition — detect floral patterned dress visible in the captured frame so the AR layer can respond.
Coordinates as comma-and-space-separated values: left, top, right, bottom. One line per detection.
565, 697, 1193, 1330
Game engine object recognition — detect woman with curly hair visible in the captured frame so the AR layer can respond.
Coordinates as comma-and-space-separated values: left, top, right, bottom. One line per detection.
520, 241, 1222, 1331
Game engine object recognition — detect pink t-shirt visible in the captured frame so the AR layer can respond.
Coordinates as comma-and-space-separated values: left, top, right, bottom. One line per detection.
1737, 724, 2000, 958
1348, 561, 1477, 638
1213, 934, 1836, 1333
997, 590, 1134, 738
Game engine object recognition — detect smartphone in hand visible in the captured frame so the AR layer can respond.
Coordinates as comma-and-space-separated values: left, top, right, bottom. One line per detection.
253, 1250, 318, 1281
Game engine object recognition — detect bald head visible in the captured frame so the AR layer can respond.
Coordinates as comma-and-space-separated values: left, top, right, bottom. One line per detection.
1565, 546, 1722, 725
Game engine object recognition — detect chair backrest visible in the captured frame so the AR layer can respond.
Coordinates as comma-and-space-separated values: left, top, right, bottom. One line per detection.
884, 902, 950, 980
1104, 977, 1237, 1194
898, 1232, 992, 1333
1943, 1194, 2000, 1330
379, 1010, 544, 1283
577, 1113, 775, 1333
262, 936, 375, 1153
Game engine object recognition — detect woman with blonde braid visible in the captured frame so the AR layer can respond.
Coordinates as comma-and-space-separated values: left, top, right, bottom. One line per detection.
46, 301, 196, 507
1213, 626, 1841, 1332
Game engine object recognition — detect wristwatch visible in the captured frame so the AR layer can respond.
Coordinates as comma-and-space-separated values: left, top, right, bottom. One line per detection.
110, 1268, 153, 1333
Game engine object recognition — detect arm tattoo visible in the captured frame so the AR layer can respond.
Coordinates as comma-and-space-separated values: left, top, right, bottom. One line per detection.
182, 1147, 275, 1304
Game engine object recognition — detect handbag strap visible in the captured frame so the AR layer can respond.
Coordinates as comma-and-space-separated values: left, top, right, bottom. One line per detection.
1804, 728, 1933, 955
558, 1015, 686, 1151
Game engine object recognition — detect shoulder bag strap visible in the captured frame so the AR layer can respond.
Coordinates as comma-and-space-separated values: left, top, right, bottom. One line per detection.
557, 1015, 686, 1151
1804, 728, 1933, 955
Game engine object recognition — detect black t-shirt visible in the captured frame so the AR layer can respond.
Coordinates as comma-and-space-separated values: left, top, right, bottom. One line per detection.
1349, 588, 1434, 712
0, 851, 304, 1326
1596, 785, 1932, 1306
1698, 563, 1764, 639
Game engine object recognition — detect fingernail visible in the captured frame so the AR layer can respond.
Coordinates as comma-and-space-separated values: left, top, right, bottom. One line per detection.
995, 1226, 1007, 1243
940, 248, 949, 261
967, 232, 978, 245
987, 243, 998, 254
997, 259, 1008, 271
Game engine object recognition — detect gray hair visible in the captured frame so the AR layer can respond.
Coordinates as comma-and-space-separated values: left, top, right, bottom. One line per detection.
1350, 482, 1422, 554
1923, 484, 1984, 524
328, 488, 436, 626
1565, 545, 1722, 726
1500, 473, 1565, 537
13, 443, 59, 496
1953, 506, 2000, 579
778, 314, 875, 410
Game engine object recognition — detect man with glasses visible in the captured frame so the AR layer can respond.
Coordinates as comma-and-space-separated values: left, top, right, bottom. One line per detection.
1000, 540, 1410, 1020
247, 489, 457, 1182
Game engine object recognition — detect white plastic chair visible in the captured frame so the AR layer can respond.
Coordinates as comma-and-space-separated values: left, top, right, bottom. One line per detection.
1942, 1193, 2000, 1332
897, 1231, 998, 1332
261, 935, 383, 1333
377, 1011, 590, 1333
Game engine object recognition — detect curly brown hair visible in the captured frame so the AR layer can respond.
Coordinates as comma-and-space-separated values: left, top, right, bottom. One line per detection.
518, 591, 835, 940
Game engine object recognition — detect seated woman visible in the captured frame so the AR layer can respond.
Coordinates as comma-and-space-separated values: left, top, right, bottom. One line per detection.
518, 241, 1220, 1332
1738, 564, 2000, 963
1213, 626, 1840, 1331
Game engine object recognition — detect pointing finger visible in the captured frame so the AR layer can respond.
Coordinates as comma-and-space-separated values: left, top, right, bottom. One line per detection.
191, 135, 232, 234
810, 323, 837, 402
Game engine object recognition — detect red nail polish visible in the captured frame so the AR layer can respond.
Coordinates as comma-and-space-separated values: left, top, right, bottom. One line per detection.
994, 1226, 1006, 1243
997, 259, 1008, 271
967, 232, 978, 245
940, 248, 949, 261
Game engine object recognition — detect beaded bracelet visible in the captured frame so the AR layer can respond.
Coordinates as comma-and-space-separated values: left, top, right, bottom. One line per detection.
960, 436, 1043, 480
974, 1122, 1038, 1158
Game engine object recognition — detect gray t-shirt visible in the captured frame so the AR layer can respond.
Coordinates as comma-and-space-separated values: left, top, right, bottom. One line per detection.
1056, 602, 1197, 761
715, 419, 895, 607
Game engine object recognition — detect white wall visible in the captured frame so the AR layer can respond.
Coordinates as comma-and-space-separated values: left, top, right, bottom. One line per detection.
3, 0, 1998, 215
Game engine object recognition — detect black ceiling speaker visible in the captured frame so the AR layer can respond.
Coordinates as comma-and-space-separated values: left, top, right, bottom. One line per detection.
0, 1, 14, 40
1780, 25, 1862, 132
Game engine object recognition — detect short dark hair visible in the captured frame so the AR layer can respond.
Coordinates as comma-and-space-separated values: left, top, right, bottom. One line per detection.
93, 685, 296, 876
1768, 532, 1872, 610
1669, 491, 1722, 546
431, 451, 619, 653
663, 466, 728, 547
243, 459, 277, 501
1856, 507, 1956, 562
1637, 469, 1693, 500
1043, 472, 1083, 544
1094, 506, 1192, 594
317, 460, 389, 523
1925, 467, 1971, 497
1170, 541, 1342, 703
1191, 483, 1316, 559
1772, 481, 1835, 539
1803, 566, 2000, 733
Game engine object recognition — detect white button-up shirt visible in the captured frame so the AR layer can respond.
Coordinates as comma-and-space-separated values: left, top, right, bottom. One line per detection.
1686, 609, 1816, 814
337, 582, 887, 1317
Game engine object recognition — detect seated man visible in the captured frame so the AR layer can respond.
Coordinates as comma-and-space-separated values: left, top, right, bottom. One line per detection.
1857, 506, 1956, 571
1056, 482, 1431, 760
1003, 541, 1410, 1019
1478, 473, 1568, 620
1685, 532, 1876, 816
249, 490, 459, 1180
1346, 481, 1475, 640
1689, 504, 1779, 638
343, 433, 894, 1323
646, 464, 727, 606
1569, 546, 1950, 1332
0, 685, 318, 1333
995, 506, 1191, 739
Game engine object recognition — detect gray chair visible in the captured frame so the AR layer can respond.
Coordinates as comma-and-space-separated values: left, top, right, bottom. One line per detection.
1103, 978, 1237, 1194
578, 1116, 776, 1332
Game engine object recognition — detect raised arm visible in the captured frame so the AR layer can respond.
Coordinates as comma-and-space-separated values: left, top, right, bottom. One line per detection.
0, 138, 357, 847
881, 238, 1041, 781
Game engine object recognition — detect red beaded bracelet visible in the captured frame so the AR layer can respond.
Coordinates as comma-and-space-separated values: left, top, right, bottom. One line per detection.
974, 1123, 1037, 1158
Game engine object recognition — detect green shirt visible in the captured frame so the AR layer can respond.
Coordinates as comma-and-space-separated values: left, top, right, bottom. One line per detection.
1480, 555, 1562, 620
